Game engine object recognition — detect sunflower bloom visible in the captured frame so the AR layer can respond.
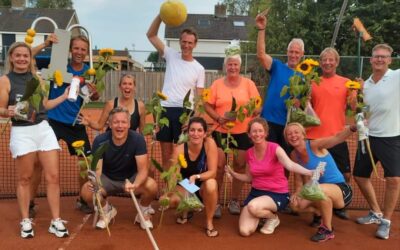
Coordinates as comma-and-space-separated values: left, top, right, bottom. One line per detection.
295, 61, 312, 75
202, 89, 211, 102
53, 70, 63, 87
178, 153, 187, 168
345, 80, 361, 90
225, 121, 235, 129
99, 48, 115, 57
72, 140, 85, 149
304, 58, 319, 67
87, 68, 96, 76
255, 96, 262, 109
157, 91, 168, 101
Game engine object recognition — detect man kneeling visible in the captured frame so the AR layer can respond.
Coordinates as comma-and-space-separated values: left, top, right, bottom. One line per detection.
81, 107, 158, 230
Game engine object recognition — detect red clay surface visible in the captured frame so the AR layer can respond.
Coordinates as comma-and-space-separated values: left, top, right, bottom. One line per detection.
0, 197, 399, 250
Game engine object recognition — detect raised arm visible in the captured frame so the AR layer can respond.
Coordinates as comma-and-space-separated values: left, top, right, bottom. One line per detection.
311, 125, 356, 150
276, 146, 313, 177
146, 15, 165, 56
31, 33, 58, 57
255, 13, 273, 70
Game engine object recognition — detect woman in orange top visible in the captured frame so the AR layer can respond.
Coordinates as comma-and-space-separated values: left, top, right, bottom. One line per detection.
205, 53, 261, 217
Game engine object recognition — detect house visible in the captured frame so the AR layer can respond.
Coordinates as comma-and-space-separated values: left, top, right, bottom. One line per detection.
164, 4, 253, 71
89, 49, 144, 72
0, 1, 79, 67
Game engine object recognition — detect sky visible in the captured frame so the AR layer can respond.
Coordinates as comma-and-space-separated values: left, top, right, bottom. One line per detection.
74, 0, 222, 64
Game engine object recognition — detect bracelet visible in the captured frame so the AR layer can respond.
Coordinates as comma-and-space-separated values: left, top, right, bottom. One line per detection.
257, 28, 265, 31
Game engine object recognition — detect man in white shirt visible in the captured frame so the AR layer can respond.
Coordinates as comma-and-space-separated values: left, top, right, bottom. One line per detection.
147, 14, 205, 169
353, 44, 400, 240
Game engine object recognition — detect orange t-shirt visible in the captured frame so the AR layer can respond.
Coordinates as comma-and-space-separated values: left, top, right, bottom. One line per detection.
307, 74, 349, 139
208, 77, 260, 134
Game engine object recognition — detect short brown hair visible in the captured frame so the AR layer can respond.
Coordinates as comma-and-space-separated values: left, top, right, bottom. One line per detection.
108, 107, 131, 123
180, 28, 198, 43
247, 117, 269, 134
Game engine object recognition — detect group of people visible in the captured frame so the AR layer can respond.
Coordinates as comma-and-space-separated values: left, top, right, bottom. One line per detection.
0, 10, 398, 243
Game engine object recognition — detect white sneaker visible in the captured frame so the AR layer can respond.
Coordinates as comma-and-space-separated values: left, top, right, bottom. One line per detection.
48, 218, 69, 238
148, 205, 155, 215
20, 218, 34, 239
134, 208, 153, 230
260, 215, 280, 234
96, 205, 117, 229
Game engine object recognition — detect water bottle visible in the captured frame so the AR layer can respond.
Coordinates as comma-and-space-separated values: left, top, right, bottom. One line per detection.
68, 77, 80, 102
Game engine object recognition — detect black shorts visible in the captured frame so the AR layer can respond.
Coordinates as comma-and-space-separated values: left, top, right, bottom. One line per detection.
335, 182, 352, 208
353, 136, 400, 178
243, 187, 290, 211
156, 107, 186, 143
48, 119, 91, 155
212, 131, 253, 151
327, 141, 351, 174
267, 121, 291, 155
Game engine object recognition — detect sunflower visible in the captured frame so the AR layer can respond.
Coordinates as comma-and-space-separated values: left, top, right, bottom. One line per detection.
72, 140, 85, 149
99, 48, 115, 57
225, 121, 236, 129
295, 61, 312, 75
178, 153, 187, 168
202, 89, 211, 102
157, 91, 168, 101
53, 70, 63, 87
254, 96, 262, 109
345, 80, 361, 90
303, 58, 319, 67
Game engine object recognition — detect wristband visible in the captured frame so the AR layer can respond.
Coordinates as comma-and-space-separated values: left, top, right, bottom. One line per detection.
196, 174, 201, 180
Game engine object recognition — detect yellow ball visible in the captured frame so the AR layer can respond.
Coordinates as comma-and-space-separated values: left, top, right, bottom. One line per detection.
160, 0, 187, 27
87, 68, 96, 76
25, 35, 34, 44
26, 28, 36, 37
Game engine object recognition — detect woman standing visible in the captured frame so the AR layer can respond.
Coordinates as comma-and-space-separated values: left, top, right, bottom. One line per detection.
226, 118, 314, 236
165, 117, 219, 237
80, 74, 145, 132
0, 42, 69, 238
204, 52, 261, 216
284, 122, 354, 242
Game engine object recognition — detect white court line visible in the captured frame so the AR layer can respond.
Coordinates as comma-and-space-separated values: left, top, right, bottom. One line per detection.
57, 214, 91, 250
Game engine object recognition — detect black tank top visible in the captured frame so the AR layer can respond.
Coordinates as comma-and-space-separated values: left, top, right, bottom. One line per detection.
113, 97, 140, 131
7, 71, 46, 126
181, 143, 207, 186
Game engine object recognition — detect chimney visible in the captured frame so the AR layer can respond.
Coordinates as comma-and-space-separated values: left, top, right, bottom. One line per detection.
11, 0, 26, 10
214, 3, 227, 18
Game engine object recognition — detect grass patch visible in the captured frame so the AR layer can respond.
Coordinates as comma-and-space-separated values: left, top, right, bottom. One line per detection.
84, 102, 105, 109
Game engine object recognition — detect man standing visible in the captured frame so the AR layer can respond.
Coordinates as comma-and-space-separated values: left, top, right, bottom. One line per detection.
307, 47, 354, 220
255, 12, 304, 154
353, 44, 400, 240
147, 14, 205, 169
81, 107, 158, 230
31, 35, 98, 214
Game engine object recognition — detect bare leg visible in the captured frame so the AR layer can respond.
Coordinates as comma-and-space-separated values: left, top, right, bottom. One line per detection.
354, 176, 382, 213
200, 179, 218, 230
135, 177, 158, 207
38, 150, 60, 220
30, 158, 42, 201
238, 206, 259, 237
382, 177, 400, 220
16, 152, 36, 219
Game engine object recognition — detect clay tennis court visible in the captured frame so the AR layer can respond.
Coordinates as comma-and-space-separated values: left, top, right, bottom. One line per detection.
1, 108, 399, 249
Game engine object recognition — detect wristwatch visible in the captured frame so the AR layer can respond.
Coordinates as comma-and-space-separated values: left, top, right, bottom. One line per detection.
196, 174, 201, 180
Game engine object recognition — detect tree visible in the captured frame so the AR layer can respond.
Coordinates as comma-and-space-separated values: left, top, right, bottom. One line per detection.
33, 0, 73, 9
0, 0, 11, 7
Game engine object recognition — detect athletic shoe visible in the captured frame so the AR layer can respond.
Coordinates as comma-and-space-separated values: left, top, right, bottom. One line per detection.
134, 208, 153, 230
20, 218, 34, 239
96, 205, 117, 229
356, 210, 382, 225
260, 215, 280, 234
228, 200, 241, 215
309, 215, 322, 227
334, 208, 349, 220
376, 218, 391, 240
48, 218, 69, 238
213, 204, 222, 219
29, 200, 36, 218
76, 197, 94, 214
311, 225, 335, 242
147, 205, 155, 215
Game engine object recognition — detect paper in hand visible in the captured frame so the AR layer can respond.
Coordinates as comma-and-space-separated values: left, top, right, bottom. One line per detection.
179, 178, 200, 194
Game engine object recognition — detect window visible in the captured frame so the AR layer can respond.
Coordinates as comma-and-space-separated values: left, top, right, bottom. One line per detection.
198, 19, 210, 27
233, 21, 245, 27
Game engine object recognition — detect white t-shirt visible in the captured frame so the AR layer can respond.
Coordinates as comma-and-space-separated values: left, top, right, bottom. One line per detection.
364, 69, 400, 137
161, 46, 205, 107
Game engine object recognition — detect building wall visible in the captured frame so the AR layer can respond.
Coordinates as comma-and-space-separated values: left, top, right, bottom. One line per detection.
166, 39, 231, 57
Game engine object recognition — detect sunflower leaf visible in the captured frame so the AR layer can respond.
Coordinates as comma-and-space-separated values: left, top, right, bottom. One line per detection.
21, 77, 40, 101
90, 141, 109, 171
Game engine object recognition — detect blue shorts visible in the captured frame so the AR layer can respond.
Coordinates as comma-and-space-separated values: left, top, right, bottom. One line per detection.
243, 187, 290, 211
156, 107, 187, 143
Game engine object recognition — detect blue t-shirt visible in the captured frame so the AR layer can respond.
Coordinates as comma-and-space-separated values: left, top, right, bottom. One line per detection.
47, 64, 89, 124
92, 130, 147, 181
299, 140, 345, 184
261, 58, 294, 126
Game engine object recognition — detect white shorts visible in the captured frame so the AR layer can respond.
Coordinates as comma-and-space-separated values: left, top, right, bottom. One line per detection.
10, 120, 60, 158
